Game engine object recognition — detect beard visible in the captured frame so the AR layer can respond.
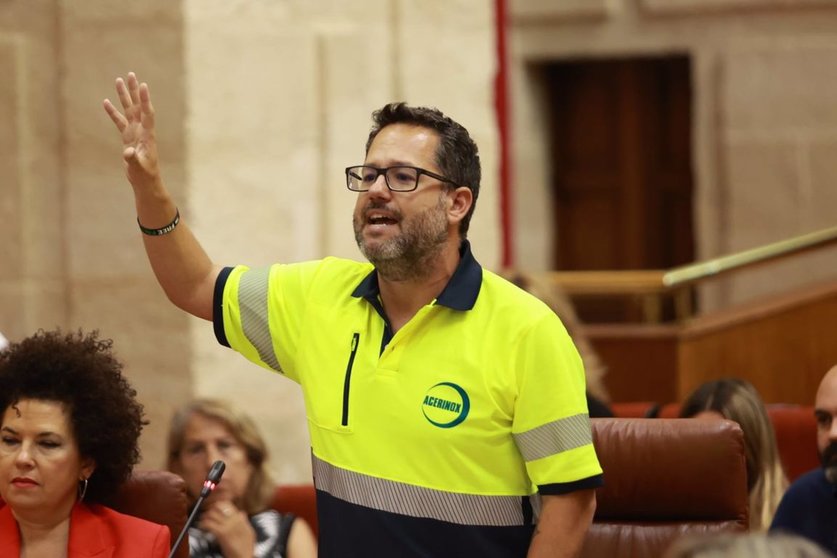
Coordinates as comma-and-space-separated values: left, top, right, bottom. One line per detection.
821, 441, 837, 484
353, 195, 449, 281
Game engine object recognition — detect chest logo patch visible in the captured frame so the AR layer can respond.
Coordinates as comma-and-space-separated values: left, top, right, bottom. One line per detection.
422, 382, 470, 428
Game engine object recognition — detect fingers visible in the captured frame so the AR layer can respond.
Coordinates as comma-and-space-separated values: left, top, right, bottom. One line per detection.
139, 82, 156, 130
199, 503, 241, 532
127, 72, 141, 106
115, 76, 133, 113
103, 99, 128, 132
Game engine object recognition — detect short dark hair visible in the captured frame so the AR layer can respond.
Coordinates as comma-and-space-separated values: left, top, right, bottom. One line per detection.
0, 329, 146, 504
365, 102, 481, 237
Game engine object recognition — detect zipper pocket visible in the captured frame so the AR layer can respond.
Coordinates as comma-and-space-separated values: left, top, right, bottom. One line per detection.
341, 333, 360, 426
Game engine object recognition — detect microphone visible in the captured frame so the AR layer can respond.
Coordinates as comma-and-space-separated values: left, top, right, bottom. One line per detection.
168, 460, 226, 558
201, 460, 226, 497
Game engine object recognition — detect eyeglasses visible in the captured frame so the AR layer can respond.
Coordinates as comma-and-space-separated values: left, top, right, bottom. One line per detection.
345, 165, 459, 192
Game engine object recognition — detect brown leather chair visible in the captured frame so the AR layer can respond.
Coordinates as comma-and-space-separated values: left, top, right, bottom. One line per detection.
271, 483, 319, 537
582, 418, 749, 558
766, 404, 819, 481
111, 469, 190, 558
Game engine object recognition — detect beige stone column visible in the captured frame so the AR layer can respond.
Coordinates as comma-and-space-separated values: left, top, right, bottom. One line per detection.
60, 1, 192, 469
0, 1, 66, 342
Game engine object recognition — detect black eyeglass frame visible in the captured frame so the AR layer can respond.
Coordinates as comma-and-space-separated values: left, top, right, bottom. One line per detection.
345, 165, 460, 193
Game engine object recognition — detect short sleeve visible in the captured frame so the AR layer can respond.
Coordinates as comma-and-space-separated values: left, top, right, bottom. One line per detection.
511, 313, 603, 493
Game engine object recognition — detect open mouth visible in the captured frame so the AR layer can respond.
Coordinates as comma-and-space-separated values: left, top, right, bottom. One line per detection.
367, 215, 398, 226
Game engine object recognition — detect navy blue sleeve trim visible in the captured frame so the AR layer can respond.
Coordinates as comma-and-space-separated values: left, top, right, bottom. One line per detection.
213, 266, 235, 348
538, 474, 604, 495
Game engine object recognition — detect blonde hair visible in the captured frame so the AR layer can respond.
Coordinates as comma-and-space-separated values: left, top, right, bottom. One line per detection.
166, 398, 276, 515
500, 269, 609, 403
665, 532, 831, 558
680, 379, 788, 530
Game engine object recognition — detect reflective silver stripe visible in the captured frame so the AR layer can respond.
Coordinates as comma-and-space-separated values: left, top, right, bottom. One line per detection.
312, 455, 529, 526
238, 267, 282, 373
513, 413, 592, 462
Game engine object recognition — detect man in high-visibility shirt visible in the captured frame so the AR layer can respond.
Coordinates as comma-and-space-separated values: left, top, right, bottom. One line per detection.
105, 71, 602, 558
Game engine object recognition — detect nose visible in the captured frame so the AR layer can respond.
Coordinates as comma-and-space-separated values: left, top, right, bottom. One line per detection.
204, 443, 224, 468
14, 442, 34, 468
366, 172, 392, 199
829, 415, 837, 440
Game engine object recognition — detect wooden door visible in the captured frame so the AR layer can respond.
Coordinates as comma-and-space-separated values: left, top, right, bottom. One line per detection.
545, 56, 694, 322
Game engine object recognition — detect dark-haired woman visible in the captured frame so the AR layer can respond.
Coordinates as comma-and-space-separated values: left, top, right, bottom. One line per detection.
0, 329, 170, 557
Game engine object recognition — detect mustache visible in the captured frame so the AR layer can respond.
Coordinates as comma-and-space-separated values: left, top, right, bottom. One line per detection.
822, 441, 837, 466
360, 201, 401, 217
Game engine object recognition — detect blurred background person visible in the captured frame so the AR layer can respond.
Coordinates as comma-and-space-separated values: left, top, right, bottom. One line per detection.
770, 364, 837, 555
502, 270, 612, 417
680, 378, 788, 531
0, 329, 170, 557
167, 398, 317, 558
664, 532, 833, 558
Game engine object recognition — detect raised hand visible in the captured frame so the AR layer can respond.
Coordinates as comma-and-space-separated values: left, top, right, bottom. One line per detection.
103, 72, 161, 191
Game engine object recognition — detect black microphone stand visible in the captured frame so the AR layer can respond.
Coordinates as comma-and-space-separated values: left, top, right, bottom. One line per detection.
168, 460, 226, 558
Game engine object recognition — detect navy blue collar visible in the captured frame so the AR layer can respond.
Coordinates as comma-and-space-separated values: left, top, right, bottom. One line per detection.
351, 240, 482, 311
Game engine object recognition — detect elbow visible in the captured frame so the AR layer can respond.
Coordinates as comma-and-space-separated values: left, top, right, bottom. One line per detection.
165, 289, 213, 321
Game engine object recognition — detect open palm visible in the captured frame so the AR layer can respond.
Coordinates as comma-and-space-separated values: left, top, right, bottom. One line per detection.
103, 72, 160, 189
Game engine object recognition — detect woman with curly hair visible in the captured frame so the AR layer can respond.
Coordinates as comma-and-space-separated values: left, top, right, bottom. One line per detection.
0, 329, 170, 557
680, 378, 789, 531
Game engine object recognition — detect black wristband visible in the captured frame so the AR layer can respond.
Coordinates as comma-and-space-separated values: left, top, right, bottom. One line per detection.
138, 208, 180, 236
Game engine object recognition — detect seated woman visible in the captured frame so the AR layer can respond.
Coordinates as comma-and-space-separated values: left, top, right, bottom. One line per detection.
680, 378, 788, 531
167, 398, 317, 558
0, 329, 169, 557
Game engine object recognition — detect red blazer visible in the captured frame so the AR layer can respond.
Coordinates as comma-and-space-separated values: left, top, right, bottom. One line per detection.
0, 501, 170, 557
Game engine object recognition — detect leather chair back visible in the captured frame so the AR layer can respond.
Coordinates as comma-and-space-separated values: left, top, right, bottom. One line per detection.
271, 483, 319, 537
766, 404, 819, 481
582, 418, 749, 558
111, 469, 190, 558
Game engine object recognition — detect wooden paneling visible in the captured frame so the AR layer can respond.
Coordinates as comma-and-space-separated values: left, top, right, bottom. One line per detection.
677, 280, 837, 404
585, 324, 680, 402
585, 280, 837, 404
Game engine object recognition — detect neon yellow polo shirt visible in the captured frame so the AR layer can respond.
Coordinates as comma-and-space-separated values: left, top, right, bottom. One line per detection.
214, 241, 602, 558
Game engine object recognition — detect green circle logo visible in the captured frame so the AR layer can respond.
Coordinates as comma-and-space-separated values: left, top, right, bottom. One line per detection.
422, 382, 470, 428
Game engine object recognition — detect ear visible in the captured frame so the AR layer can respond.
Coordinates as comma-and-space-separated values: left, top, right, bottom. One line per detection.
80, 457, 96, 480
447, 186, 473, 227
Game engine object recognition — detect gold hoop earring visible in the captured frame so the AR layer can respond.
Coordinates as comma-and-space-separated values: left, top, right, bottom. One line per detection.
78, 478, 88, 501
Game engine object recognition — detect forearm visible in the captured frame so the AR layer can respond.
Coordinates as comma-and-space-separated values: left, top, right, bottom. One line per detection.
135, 187, 218, 320
527, 490, 596, 558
